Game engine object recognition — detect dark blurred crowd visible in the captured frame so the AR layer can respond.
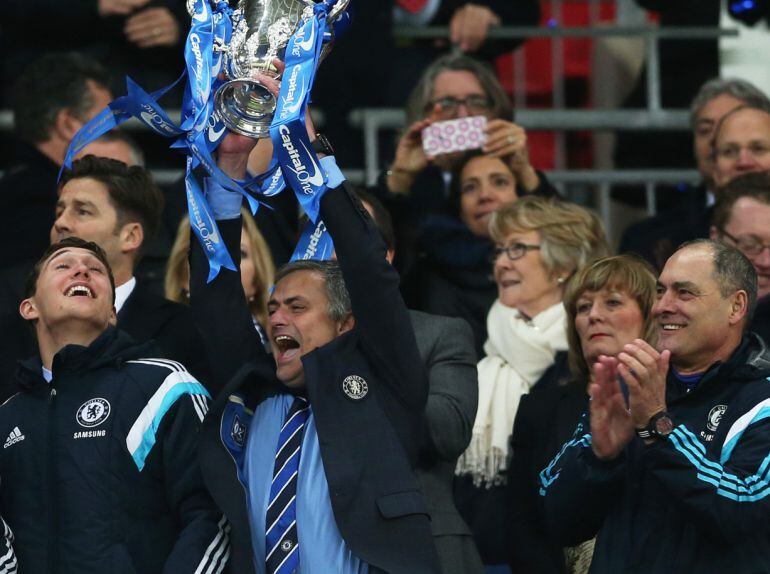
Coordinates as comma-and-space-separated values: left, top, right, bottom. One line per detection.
1, 1, 770, 574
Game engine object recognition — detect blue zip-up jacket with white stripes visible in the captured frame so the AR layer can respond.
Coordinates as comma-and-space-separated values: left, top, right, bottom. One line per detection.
539, 333, 770, 573
0, 326, 229, 574
0, 516, 17, 574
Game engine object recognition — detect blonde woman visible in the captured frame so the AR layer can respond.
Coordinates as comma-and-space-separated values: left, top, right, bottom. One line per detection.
165, 207, 275, 346
508, 255, 658, 574
455, 196, 609, 567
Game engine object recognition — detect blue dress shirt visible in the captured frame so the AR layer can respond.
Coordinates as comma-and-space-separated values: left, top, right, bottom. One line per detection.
243, 393, 369, 574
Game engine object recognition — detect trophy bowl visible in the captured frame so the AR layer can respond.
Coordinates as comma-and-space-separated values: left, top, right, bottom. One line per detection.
212, 0, 349, 138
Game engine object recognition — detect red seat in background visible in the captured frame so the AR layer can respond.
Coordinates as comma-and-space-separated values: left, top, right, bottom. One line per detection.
495, 0, 617, 170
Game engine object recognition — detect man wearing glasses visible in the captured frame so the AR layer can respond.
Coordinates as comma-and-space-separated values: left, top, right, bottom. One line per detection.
711, 171, 770, 342
619, 78, 770, 272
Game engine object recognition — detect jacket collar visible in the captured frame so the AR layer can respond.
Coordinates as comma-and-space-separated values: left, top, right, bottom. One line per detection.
667, 333, 770, 401
15, 326, 151, 391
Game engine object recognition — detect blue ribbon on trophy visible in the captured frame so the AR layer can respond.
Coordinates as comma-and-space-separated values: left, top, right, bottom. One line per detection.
290, 219, 334, 262
270, 2, 330, 222
61, 0, 351, 279
249, 2, 352, 203
287, 156, 345, 262
180, 0, 279, 279
176, 0, 259, 279
269, 1, 346, 262
60, 75, 186, 176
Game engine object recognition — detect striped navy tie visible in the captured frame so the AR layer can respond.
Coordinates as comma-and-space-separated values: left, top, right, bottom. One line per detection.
266, 396, 310, 574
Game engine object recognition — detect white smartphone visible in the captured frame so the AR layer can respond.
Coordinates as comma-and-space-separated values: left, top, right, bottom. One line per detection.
421, 115, 487, 156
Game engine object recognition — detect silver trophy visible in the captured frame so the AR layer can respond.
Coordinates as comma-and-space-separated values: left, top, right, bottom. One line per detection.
198, 0, 349, 138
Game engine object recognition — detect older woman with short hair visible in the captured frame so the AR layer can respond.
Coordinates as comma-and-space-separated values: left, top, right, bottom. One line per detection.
507, 255, 658, 574
455, 196, 609, 569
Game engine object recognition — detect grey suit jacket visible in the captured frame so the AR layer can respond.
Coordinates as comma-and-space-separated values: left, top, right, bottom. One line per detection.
410, 310, 484, 574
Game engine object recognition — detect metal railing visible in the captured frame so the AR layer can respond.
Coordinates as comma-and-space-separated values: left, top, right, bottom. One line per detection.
348, 107, 694, 185
395, 25, 737, 111
545, 169, 700, 239
0, 167, 367, 187
0, 109, 327, 132
351, 22, 737, 234
0, 21, 738, 234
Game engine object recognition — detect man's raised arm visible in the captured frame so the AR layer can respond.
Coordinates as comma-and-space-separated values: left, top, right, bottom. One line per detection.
319, 178, 428, 413
188, 134, 267, 394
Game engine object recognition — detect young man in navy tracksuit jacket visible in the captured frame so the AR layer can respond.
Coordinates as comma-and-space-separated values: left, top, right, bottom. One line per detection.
0, 237, 228, 574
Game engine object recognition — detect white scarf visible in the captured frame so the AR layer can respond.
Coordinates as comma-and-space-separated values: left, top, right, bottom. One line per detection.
456, 300, 568, 487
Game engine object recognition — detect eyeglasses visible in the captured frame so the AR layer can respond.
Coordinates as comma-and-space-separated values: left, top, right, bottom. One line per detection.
493, 242, 541, 261
719, 228, 770, 257
427, 95, 491, 116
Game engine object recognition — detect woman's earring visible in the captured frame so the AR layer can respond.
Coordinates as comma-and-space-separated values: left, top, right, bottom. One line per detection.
557, 276, 566, 285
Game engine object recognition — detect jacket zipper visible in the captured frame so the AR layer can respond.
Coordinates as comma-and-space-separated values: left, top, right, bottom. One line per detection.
47, 386, 57, 574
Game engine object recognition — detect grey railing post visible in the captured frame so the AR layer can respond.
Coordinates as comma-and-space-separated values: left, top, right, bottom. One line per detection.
364, 110, 380, 185
645, 27, 662, 112
551, 0, 567, 170
599, 181, 612, 240
645, 181, 657, 216
513, 46, 527, 111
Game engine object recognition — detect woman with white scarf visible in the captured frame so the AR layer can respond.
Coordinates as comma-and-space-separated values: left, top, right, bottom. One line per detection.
455, 195, 608, 571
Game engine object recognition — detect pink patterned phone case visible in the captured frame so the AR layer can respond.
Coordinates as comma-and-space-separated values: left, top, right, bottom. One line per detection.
421, 115, 488, 156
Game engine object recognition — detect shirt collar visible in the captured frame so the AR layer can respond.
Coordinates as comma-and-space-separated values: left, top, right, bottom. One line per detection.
114, 276, 137, 314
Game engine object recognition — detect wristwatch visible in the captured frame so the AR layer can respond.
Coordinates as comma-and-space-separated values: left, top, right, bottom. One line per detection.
312, 133, 335, 157
636, 411, 675, 440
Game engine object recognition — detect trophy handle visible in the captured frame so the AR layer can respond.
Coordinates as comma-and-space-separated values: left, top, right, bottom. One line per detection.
327, 0, 350, 23
300, 0, 348, 23
185, 0, 211, 17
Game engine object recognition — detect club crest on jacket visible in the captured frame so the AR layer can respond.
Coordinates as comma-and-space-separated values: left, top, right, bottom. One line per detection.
76, 398, 111, 428
707, 404, 727, 432
342, 375, 368, 400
